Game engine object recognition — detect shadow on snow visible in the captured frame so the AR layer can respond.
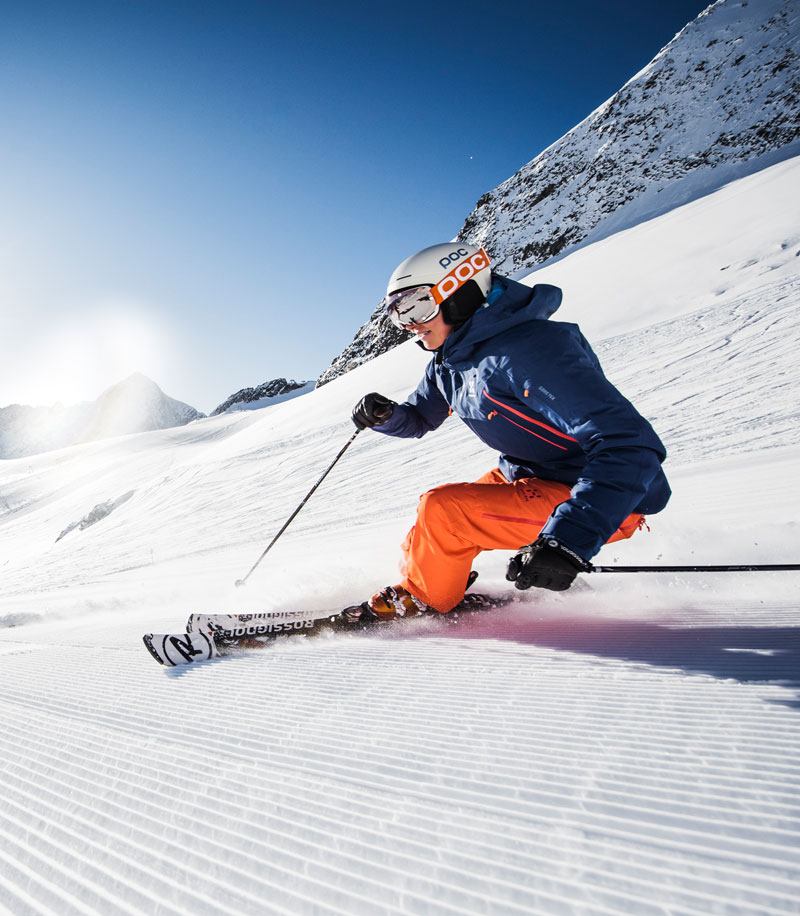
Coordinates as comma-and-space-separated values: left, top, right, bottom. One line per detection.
414, 611, 800, 709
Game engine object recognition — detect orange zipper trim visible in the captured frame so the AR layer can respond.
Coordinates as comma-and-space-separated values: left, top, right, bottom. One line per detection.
494, 412, 569, 451
483, 389, 577, 443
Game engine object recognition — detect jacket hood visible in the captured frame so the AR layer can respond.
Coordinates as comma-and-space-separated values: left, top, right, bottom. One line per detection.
440, 275, 563, 364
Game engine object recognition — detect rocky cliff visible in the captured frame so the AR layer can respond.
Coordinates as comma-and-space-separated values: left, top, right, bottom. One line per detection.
211, 378, 315, 415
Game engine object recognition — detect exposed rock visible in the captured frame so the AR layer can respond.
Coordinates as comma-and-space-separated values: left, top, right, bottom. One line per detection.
56, 491, 135, 542
211, 378, 315, 415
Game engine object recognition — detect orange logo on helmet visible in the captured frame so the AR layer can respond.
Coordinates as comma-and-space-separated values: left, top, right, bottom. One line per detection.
432, 248, 490, 304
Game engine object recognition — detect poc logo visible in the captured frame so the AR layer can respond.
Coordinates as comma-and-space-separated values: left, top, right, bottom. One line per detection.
433, 248, 490, 304
438, 248, 469, 269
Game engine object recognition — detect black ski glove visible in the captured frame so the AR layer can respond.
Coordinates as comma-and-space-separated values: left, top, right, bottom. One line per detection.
352, 392, 396, 430
506, 536, 593, 591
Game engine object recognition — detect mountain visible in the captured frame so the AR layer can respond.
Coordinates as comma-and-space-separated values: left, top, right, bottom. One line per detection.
0, 373, 204, 459
211, 378, 315, 416
316, 0, 799, 386
457, 0, 799, 273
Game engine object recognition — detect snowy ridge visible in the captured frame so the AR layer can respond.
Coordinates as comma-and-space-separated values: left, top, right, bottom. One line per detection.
0, 157, 798, 913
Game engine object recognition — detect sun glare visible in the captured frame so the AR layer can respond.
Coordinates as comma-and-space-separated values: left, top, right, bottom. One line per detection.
5, 300, 169, 407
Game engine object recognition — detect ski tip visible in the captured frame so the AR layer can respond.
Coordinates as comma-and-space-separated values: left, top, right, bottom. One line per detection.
142, 633, 165, 665
142, 631, 219, 667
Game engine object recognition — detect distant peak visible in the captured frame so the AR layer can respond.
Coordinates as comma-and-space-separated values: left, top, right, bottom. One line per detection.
111, 373, 160, 390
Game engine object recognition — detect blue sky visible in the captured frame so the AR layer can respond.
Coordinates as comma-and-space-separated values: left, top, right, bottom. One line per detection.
1, 0, 708, 412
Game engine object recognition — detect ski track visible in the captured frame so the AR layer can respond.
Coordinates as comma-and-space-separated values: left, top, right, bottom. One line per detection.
1, 624, 799, 916
595, 278, 800, 464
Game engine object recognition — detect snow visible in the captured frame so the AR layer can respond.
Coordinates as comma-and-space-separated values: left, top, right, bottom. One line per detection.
1, 155, 799, 914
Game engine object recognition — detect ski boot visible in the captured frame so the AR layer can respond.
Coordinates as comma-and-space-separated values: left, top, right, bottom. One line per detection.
337, 584, 430, 628
336, 571, 484, 628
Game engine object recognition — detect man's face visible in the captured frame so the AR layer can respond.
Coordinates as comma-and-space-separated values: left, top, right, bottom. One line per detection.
406, 310, 452, 350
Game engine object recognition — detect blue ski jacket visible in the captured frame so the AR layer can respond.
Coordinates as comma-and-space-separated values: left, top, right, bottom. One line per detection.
374, 275, 671, 559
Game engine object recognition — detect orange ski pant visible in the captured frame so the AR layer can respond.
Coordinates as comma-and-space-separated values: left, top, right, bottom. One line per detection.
399, 468, 645, 613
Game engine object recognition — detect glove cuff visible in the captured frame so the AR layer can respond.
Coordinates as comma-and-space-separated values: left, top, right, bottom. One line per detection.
531, 537, 593, 572
373, 401, 395, 425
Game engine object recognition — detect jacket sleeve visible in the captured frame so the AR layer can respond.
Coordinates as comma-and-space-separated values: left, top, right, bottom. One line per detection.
524, 325, 668, 559
374, 360, 451, 439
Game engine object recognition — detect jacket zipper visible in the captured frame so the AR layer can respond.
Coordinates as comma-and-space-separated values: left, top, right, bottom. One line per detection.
483, 388, 576, 450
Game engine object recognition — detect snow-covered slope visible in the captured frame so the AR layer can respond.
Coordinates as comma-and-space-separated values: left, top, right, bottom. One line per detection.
0, 373, 204, 459
0, 157, 798, 914
317, 0, 799, 386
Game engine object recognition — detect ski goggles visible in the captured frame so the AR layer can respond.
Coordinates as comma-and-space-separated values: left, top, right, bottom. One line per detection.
385, 286, 441, 329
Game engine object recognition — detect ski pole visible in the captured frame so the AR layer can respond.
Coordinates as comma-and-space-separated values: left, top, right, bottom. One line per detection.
235, 427, 362, 587
591, 563, 800, 573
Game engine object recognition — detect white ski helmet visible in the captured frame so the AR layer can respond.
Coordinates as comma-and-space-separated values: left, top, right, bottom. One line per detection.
386, 243, 493, 328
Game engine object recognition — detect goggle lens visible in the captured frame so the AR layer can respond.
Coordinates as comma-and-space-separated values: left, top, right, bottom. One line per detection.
385, 286, 440, 329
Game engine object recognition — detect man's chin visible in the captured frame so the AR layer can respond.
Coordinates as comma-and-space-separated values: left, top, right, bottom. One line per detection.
413, 334, 442, 352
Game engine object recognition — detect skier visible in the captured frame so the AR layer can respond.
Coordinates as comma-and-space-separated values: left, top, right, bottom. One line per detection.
347, 242, 671, 622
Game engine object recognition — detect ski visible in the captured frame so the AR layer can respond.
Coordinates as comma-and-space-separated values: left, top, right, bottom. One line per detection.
143, 610, 341, 666
143, 591, 509, 667
186, 608, 338, 638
